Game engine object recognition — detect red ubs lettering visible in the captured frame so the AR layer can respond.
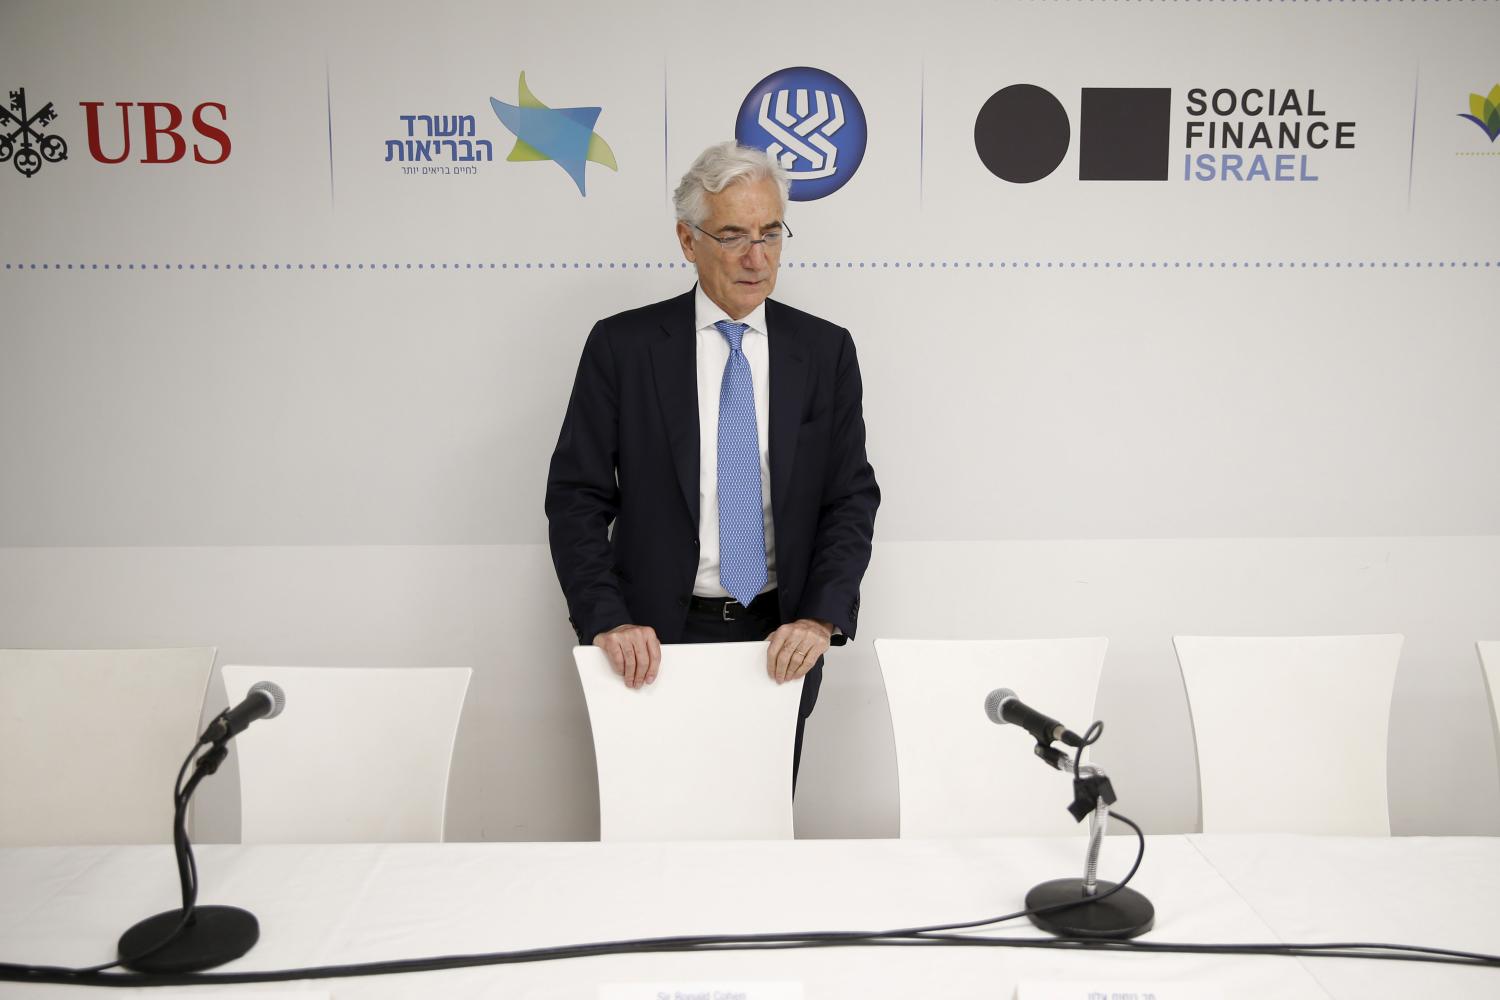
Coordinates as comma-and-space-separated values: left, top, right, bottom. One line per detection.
79, 101, 231, 164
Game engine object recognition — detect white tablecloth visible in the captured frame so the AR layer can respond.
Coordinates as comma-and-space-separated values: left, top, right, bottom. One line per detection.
1, 835, 1495, 998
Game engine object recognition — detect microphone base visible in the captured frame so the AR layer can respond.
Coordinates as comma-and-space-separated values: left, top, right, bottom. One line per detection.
118, 905, 259, 973
1025, 878, 1155, 939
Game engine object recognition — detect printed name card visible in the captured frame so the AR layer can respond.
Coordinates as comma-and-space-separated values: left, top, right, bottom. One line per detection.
601, 983, 804, 1000
1016, 983, 1225, 1000
165, 994, 330, 1000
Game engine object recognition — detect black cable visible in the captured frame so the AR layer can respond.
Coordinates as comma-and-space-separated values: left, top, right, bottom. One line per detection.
175, 760, 222, 914
882, 934, 1500, 966
681, 936, 1500, 966
1073, 719, 1103, 778
172, 750, 200, 912
905, 809, 1148, 936
5, 924, 1497, 987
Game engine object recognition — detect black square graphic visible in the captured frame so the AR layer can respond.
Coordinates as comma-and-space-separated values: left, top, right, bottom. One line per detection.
1079, 88, 1171, 181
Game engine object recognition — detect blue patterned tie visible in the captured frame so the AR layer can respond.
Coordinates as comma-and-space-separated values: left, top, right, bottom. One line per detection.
715, 320, 767, 606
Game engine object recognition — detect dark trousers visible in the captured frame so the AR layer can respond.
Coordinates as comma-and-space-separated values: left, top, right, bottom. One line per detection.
679, 589, 820, 790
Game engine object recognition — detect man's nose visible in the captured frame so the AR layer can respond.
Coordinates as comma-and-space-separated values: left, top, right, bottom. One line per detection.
742, 240, 769, 267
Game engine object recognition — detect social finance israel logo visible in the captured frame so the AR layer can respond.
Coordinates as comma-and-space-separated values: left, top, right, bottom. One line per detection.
735, 67, 866, 201
489, 72, 617, 196
1458, 84, 1500, 142
1, 87, 68, 178
974, 84, 1356, 184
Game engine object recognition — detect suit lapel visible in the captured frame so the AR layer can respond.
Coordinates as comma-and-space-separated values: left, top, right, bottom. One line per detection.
766, 298, 807, 521
650, 290, 700, 523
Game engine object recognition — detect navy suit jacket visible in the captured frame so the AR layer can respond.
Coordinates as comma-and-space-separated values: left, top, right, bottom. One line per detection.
545, 288, 879, 711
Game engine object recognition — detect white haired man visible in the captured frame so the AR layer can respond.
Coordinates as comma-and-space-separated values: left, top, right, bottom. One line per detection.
545, 142, 880, 782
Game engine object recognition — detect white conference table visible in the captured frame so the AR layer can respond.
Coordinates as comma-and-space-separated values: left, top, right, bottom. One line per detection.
1, 835, 1495, 999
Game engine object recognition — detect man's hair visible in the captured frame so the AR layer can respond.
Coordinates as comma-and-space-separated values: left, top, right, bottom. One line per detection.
673, 142, 790, 229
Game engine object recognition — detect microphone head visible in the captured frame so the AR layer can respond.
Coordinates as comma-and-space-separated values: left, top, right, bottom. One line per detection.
984, 687, 1016, 725
248, 680, 286, 720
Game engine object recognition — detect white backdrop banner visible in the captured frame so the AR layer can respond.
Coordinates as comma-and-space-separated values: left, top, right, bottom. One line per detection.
2, 2, 1496, 264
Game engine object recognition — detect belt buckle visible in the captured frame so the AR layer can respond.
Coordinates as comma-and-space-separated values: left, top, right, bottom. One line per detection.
722, 599, 741, 622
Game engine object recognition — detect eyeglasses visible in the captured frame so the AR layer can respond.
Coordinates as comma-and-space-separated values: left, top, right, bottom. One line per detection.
691, 222, 793, 253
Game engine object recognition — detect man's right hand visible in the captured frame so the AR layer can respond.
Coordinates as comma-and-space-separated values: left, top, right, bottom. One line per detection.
593, 624, 661, 689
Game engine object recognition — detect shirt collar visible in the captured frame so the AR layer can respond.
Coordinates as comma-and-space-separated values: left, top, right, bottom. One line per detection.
694, 284, 767, 338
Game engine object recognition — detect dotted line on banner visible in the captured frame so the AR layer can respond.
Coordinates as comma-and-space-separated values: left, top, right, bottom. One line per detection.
1023, 1, 1496, 5
5, 261, 1498, 272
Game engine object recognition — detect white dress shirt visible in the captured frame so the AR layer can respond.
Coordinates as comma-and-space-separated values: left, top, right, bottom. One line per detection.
692, 284, 777, 599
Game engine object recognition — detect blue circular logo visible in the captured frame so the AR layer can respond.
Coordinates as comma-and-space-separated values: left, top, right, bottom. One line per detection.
735, 67, 866, 202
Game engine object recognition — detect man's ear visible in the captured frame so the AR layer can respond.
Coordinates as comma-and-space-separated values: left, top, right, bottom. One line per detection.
676, 222, 698, 264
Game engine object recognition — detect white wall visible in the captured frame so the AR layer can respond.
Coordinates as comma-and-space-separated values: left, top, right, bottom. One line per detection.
2, 0, 1497, 840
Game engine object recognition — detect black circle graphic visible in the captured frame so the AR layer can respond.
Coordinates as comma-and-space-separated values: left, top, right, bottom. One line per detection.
973, 84, 1070, 184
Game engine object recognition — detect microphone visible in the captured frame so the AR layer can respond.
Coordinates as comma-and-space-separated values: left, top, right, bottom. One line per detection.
119, 684, 282, 972
984, 688, 1085, 748
200, 681, 285, 745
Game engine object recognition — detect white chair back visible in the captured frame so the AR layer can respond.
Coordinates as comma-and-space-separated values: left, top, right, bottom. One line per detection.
874, 637, 1108, 837
0, 647, 215, 846
574, 642, 802, 841
223, 665, 471, 843
1173, 634, 1402, 835
1478, 642, 1500, 780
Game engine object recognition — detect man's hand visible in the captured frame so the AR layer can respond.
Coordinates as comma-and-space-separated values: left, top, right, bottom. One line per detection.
594, 624, 661, 689
766, 619, 833, 684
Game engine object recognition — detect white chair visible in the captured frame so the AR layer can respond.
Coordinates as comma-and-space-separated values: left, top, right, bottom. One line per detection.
0, 647, 215, 846
874, 638, 1108, 837
1478, 642, 1500, 780
222, 665, 471, 843
574, 642, 803, 841
1173, 634, 1403, 835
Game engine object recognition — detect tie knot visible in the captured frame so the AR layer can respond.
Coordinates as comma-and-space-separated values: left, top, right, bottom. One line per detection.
714, 320, 749, 352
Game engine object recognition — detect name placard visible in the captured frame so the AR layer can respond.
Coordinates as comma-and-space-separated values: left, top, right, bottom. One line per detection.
165, 994, 331, 1000
1017, 983, 1226, 1000
600, 984, 804, 1000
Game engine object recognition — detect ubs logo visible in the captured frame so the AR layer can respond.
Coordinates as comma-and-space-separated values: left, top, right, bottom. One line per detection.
81, 101, 231, 164
1, 89, 232, 177
1, 87, 68, 178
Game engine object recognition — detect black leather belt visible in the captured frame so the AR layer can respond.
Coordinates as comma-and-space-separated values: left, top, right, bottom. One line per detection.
688, 589, 778, 622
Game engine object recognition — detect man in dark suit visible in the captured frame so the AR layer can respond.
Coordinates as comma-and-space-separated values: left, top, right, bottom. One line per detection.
545, 142, 879, 780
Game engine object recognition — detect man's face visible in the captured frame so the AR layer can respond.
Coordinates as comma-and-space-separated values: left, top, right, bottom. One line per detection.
676, 177, 784, 321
